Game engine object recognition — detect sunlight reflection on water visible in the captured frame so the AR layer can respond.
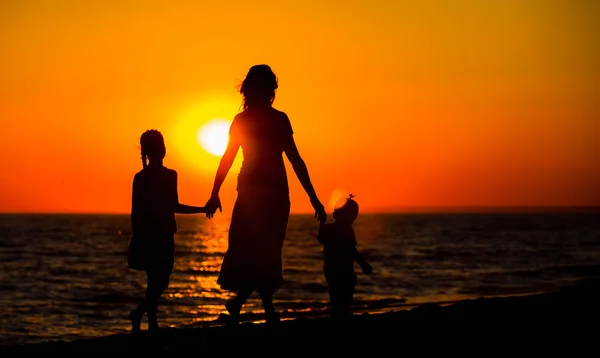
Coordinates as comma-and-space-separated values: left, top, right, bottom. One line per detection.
1, 213, 599, 345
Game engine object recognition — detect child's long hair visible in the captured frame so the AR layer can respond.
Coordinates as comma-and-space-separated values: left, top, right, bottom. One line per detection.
139, 129, 166, 169
239, 64, 278, 111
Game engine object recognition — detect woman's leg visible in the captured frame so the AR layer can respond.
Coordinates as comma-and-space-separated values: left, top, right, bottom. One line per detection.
226, 287, 253, 324
259, 289, 279, 324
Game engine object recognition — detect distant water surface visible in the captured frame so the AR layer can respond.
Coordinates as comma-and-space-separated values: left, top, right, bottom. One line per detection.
0, 213, 598, 345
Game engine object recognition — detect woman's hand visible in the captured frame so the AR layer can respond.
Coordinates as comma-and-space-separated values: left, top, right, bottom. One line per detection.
205, 194, 222, 219
311, 198, 326, 223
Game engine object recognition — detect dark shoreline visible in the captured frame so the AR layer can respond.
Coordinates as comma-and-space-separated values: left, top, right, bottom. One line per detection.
2, 278, 599, 353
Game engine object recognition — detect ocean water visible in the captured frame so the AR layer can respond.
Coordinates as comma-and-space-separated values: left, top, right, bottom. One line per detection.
1, 212, 599, 345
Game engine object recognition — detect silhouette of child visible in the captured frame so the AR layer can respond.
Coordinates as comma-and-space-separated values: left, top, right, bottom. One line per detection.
318, 194, 372, 319
127, 129, 212, 334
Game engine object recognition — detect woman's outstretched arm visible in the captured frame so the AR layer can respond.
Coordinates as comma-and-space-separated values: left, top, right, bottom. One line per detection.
284, 136, 326, 222
210, 137, 240, 196
205, 133, 241, 217
171, 171, 210, 214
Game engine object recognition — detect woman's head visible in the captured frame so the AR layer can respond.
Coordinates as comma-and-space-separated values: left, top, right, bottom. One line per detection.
140, 129, 166, 169
239, 64, 278, 110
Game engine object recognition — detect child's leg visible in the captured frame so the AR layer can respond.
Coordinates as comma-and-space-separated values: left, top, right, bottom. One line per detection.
326, 273, 341, 316
144, 263, 173, 330
129, 267, 155, 333
328, 274, 356, 318
129, 301, 146, 334
339, 274, 357, 314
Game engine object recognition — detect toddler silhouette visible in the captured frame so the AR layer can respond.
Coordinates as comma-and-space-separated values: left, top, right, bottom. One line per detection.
317, 194, 372, 319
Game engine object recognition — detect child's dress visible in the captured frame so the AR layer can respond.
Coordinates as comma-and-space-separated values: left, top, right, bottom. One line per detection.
128, 165, 179, 272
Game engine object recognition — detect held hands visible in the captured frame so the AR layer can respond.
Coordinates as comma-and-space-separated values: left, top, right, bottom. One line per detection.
205, 193, 222, 219
311, 197, 326, 224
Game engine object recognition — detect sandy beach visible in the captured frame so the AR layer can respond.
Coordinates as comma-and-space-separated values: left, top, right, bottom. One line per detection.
2, 278, 598, 354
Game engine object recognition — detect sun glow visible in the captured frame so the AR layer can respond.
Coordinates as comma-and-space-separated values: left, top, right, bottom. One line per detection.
328, 188, 351, 213
170, 99, 241, 174
196, 119, 232, 156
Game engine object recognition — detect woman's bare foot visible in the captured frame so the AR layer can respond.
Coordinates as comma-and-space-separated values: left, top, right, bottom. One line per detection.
148, 322, 160, 332
148, 311, 160, 332
265, 310, 280, 325
225, 300, 242, 325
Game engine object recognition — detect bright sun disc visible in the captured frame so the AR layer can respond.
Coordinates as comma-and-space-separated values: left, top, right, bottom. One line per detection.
197, 119, 231, 156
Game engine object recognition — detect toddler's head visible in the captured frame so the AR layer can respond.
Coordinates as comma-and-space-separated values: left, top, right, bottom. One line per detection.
333, 194, 359, 225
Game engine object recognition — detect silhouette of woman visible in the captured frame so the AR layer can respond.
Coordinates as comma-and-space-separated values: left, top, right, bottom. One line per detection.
205, 64, 326, 324
128, 129, 210, 333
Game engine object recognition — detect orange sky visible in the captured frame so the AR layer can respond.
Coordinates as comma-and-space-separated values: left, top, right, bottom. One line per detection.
1, 0, 599, 214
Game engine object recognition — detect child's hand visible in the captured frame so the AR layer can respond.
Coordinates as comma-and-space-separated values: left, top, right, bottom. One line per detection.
205, 194, 222, 219
361, 262, 373, 275
311, 197, 326, 223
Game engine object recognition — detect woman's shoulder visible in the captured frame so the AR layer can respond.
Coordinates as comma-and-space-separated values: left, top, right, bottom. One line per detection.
271, 108, 293, 134
270, 107, 288, 118
231, 111, 248, 127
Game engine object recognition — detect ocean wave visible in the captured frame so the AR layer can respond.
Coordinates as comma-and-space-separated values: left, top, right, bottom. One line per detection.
1, 213, 598, 345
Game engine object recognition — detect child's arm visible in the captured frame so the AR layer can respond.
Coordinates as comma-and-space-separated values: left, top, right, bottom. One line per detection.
353, 248, 372, 274
175, 204, 209, 214
170, 170, 209, 215
131, 174, 143, 235
348, 228, 371, 274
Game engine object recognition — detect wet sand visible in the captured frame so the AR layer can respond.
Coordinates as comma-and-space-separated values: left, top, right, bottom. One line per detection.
2, 278, 599, 354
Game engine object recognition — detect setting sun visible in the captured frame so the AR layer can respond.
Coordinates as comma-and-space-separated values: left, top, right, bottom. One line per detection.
1, 0, 598, 214
196, 119, 232, 156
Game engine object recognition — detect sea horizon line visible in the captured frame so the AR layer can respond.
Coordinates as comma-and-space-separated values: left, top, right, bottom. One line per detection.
1, 205, 599, 216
